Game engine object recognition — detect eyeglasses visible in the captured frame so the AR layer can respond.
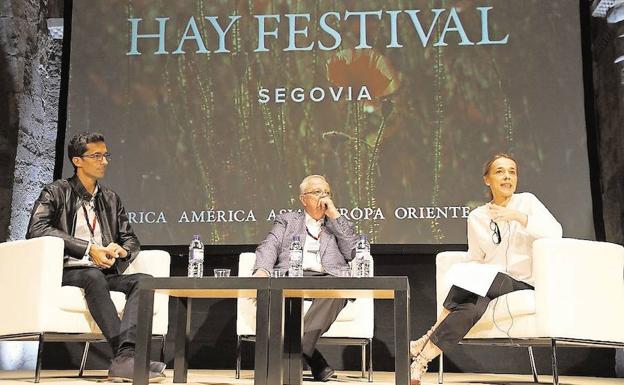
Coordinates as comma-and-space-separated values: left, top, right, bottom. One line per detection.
490, 219, 501, 245
302, 190, 331, 197
80, 152, 111, 162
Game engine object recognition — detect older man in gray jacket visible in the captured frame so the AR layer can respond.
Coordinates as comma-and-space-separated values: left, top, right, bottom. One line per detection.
253, 175, 359, 381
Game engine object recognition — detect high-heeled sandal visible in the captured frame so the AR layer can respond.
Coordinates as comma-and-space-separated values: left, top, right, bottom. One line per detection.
410, 352, 430, 385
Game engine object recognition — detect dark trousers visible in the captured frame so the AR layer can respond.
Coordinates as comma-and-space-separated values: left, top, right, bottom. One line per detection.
302, 298, 347, 356
62, 267, 151, 355
429, 272, 533, 352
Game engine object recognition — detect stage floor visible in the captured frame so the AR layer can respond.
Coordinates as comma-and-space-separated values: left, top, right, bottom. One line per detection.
0, 370, 621, 385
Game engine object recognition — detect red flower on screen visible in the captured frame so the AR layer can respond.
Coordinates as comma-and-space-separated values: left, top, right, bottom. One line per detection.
326, 49, 400, 100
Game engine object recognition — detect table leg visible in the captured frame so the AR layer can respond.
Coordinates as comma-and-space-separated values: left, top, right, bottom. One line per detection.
254, 289, 270, 385
173, 297, 192, 383
284, 298, 303, 385
394, 290, 410, 385
133, 288, 154, 385
267, 289, 284, 385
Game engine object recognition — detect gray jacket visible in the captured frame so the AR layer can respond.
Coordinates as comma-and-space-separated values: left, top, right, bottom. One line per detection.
254, 211, 359, 276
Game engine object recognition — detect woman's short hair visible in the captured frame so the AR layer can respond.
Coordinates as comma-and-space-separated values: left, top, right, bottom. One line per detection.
482, 153, 517, 177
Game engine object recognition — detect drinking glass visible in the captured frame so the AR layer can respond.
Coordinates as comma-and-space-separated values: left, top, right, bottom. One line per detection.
213, 268, 231, 277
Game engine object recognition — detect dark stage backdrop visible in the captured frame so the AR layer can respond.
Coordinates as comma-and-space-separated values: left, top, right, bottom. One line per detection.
64, 0, 594, 245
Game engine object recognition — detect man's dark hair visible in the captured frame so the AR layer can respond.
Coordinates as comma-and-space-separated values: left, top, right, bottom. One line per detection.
68, 132, 106, 171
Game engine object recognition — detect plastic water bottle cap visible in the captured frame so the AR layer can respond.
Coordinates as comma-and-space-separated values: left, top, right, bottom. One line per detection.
193, 235, 200, 240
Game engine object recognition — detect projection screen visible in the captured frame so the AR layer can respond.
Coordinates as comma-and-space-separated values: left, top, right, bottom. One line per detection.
64, 0, 594, 245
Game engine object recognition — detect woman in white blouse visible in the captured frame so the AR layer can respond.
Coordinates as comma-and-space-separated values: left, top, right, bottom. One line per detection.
409, 153, 563, 385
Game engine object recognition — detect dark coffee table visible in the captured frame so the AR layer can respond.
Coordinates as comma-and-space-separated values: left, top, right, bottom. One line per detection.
133, 276, 410, 385
133, 277, 271, 385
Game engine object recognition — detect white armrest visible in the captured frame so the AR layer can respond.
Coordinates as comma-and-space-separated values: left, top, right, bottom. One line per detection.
124, 250, 171, 335
435, 251, 468, 314
534, 238, 624, 343
238, 252, 256, 277
124, 250, 170, 277
0, 237, 64, 334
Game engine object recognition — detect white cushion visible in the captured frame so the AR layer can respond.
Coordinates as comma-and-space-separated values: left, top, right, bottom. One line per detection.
303, 298, 355, 322
58, 286, 127, 313
469, 290, 535, 335
484, 290, 535, 322
335, 300, 356, 322
466, 314, 537, 339
57, 285, 161, 315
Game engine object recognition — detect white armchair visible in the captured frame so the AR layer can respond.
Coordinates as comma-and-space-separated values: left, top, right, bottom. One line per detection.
436, 238, 624, 385
235, 252, 374, 381
0, 236, 170, 382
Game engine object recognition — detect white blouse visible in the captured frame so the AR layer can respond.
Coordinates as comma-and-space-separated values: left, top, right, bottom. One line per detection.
302, 212, 324, 273
464, 192, 563, 286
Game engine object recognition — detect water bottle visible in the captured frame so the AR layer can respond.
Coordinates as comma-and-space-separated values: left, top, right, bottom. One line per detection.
355, 234, 372, 277
288, 235, 303, 277
188, 234, 204, 277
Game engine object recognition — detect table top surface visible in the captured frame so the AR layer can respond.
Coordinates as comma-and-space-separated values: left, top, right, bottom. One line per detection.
139, 277, 268, 298
269, 276, 408, 289
139, 276, 409, 299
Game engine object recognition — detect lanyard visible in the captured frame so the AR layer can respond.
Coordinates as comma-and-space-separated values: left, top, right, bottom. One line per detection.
81, 202, 98, 241
306, 226, 320, 241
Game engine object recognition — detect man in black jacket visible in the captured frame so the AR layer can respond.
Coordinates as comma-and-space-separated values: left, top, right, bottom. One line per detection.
27, 132, 165, 382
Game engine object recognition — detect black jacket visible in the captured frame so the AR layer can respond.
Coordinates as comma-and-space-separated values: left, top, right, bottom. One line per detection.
26, 175, 140, 273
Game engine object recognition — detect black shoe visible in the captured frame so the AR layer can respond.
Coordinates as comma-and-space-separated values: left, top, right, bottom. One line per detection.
312, 365, 335, 382
108, 355, 165, 383
113, 349, 166, 375
150, 360, 166, 374
303, 349, 336, 382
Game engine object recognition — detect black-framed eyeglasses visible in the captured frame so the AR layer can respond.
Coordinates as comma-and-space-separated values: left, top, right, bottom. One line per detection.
302, 189, 331, 197
80, 152, 111, 162
490, 219, 501, 245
